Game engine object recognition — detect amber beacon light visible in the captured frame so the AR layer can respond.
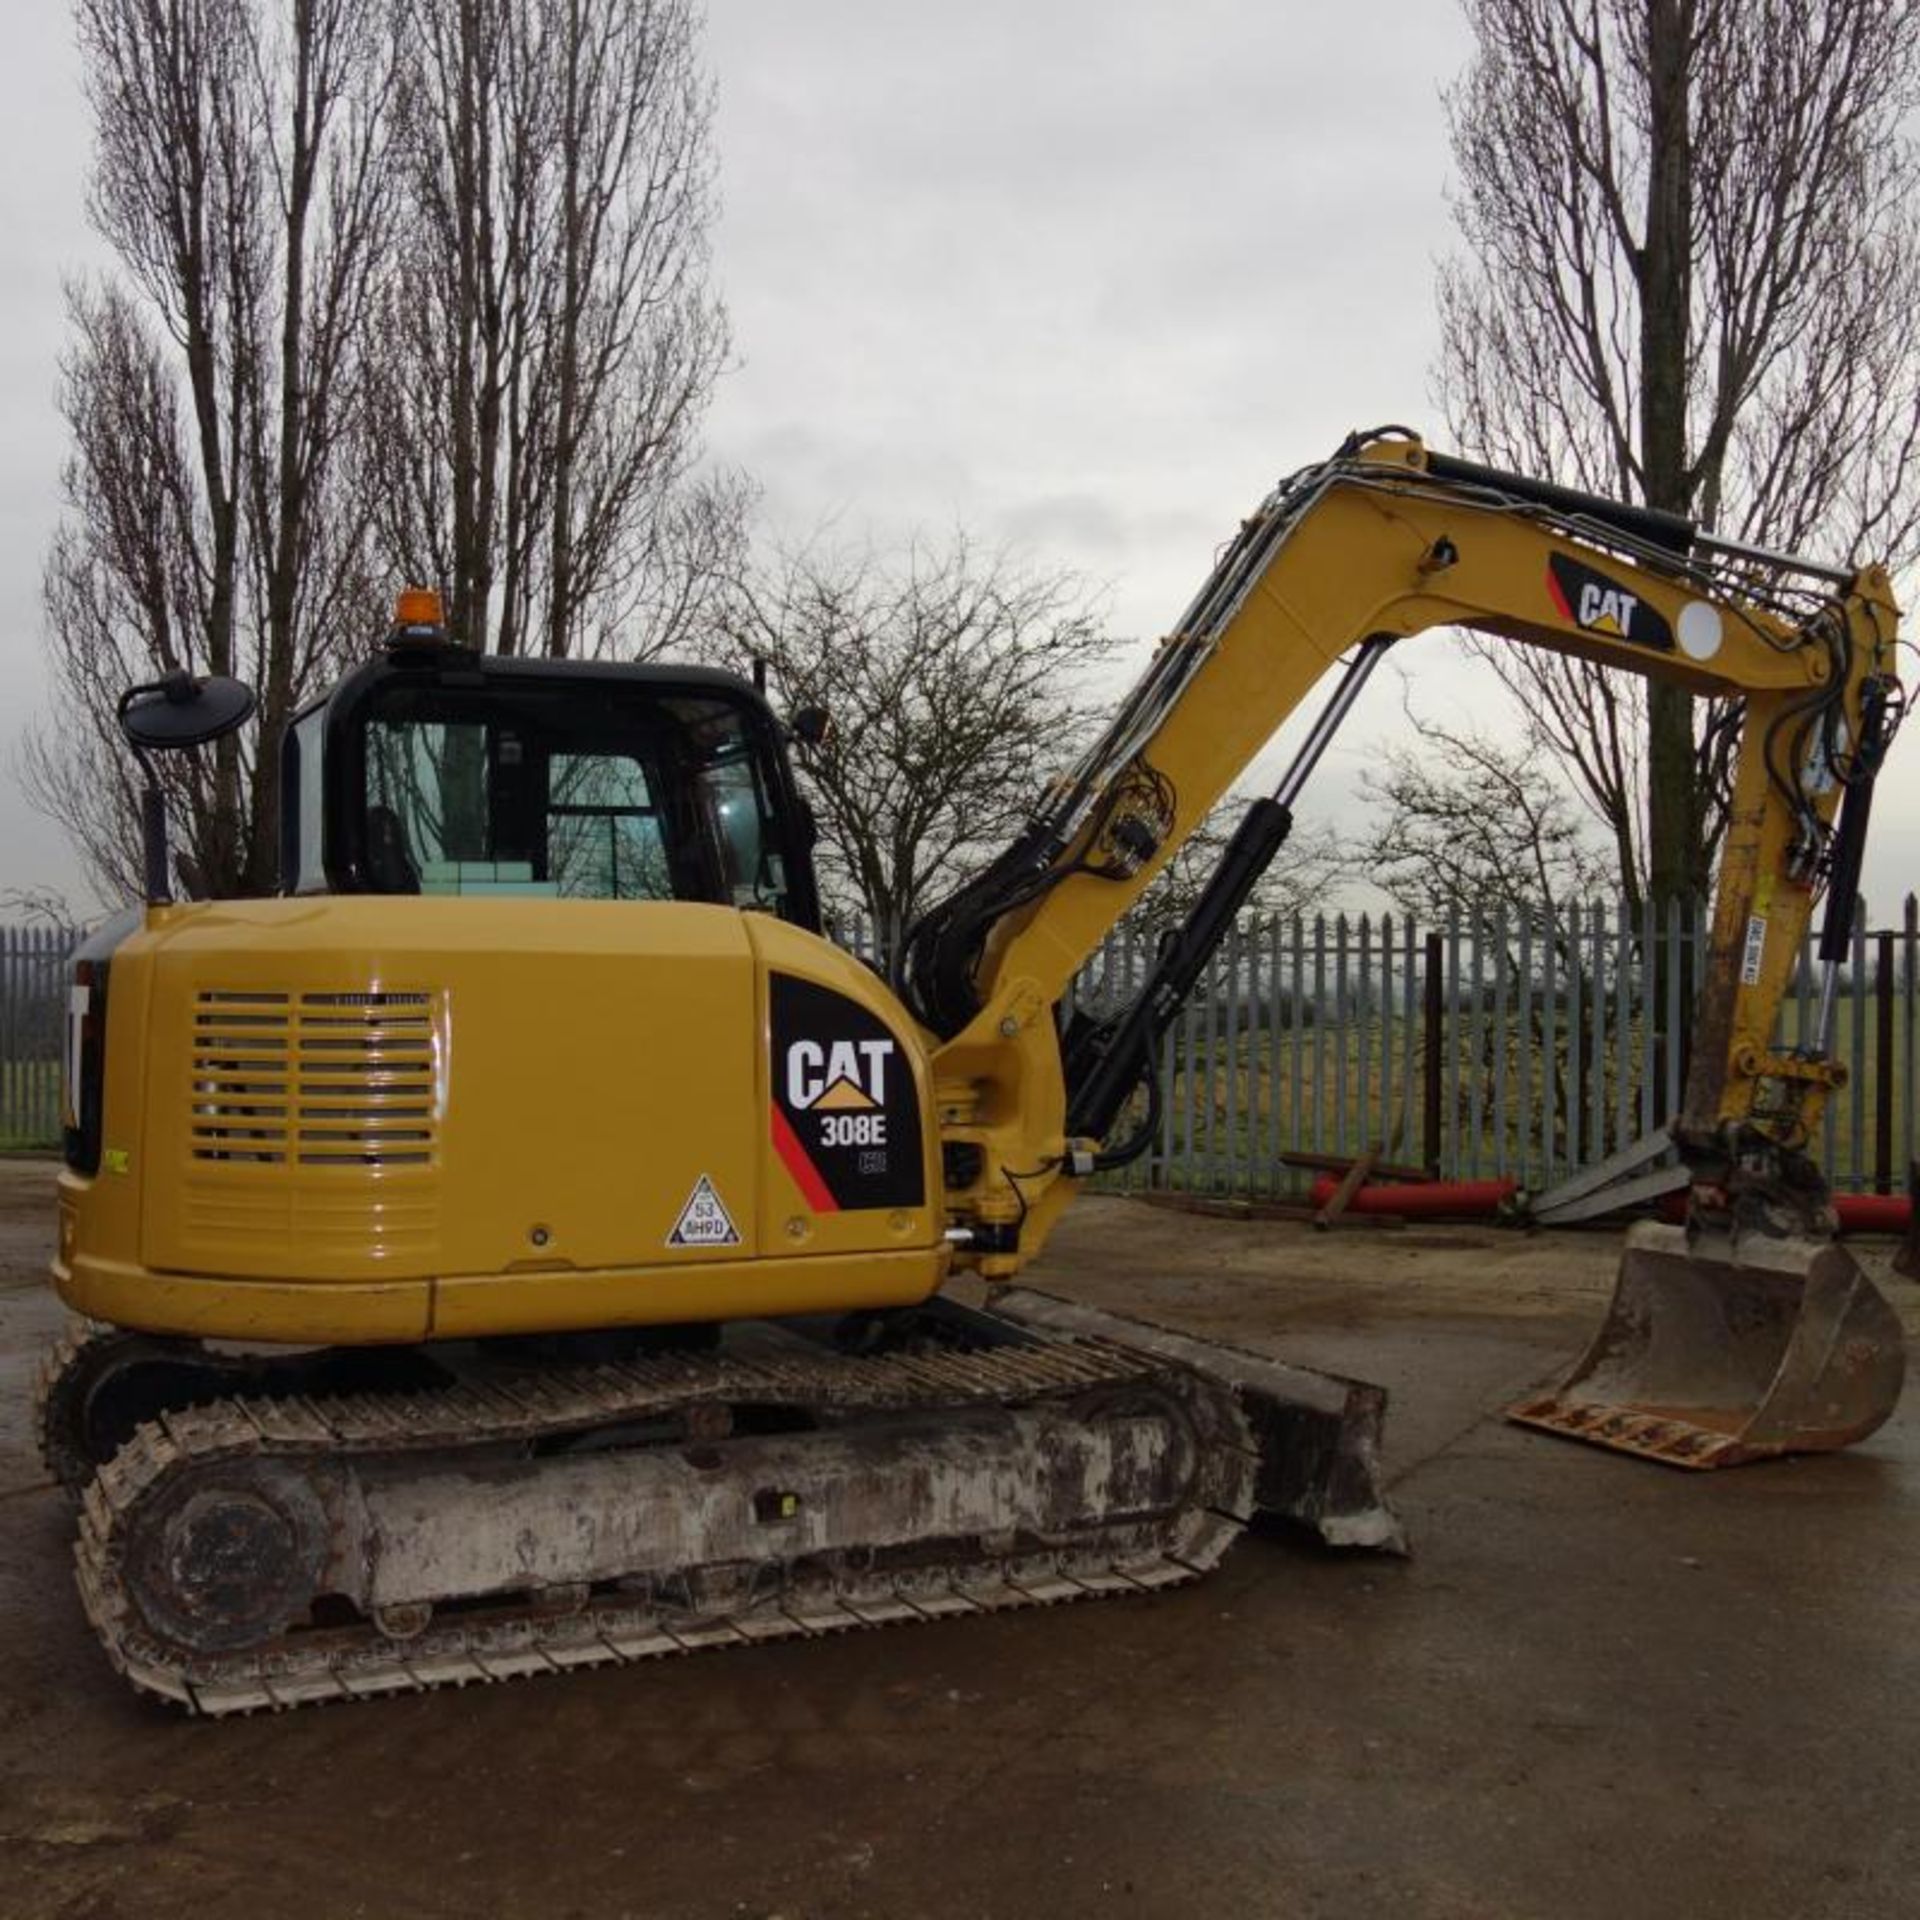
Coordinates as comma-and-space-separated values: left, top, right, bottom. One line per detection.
394, 586, 444, 629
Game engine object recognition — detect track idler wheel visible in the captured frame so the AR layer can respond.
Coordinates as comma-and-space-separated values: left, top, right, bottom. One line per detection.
1510, 1221, 1908, 1467
123, 1460, 333, 1656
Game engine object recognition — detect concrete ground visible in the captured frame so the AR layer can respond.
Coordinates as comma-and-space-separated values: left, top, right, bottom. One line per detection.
0, 1159, 1915, 1920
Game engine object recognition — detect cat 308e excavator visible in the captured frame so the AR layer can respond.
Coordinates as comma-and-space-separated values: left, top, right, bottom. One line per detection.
38, 430, 1908, 1712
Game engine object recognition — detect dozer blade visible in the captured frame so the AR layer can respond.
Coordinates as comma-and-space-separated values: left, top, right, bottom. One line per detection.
1509, 1220, 1907, 1468
988, 1288, 1405, 1551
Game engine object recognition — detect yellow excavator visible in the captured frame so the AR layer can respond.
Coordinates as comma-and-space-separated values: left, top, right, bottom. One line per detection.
38, 430, 1908, 1712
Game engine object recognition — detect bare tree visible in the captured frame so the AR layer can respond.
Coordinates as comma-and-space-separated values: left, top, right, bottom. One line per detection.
363, 0, 735, 662
1438, 0, 1920, 913
721, 533, 1121, 953
1359, 712, 1614, 924
32, 0, 395, 901
0, 887, 82, 931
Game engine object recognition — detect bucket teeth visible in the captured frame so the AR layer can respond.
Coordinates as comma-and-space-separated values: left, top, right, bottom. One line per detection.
1508, 1397, 1747, 1468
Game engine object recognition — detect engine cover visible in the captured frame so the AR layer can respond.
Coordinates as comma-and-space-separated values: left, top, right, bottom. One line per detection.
55, 899, 945, 1343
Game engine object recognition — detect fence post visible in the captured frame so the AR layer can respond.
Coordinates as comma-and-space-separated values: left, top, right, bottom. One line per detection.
1905, 894, 1917, 1181
1846, 901, 1867, 1190
1542, 901, 1559, 1183
1, 928, 12, 1143
1445, 906, 1462, 1176
1466, 902, 1485, 1177
1334, 913, 1350, 1155
1289, 913, 1305, 1160
1422, 930, 1443, 1174
1588, 902, 1607, 1158
1379, 913, 1395, 1163
1311, 913, 1328, 1157
1491, 903, 1509, 1177
1357, 913, 1373, 1159
1265, 916, 1284, 1195
1565, 901, 1583, 1170
1664, 897, 1685, 1123
1876, 928, 1895, 1194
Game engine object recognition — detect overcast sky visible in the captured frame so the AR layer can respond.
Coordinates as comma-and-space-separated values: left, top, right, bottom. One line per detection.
1, 2, 1915, 916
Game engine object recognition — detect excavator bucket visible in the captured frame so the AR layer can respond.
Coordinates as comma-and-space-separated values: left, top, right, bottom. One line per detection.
1509, 1221, 1907, 1468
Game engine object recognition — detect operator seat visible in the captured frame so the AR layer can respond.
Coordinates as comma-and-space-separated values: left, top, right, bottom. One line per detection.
365, 805, 421, 894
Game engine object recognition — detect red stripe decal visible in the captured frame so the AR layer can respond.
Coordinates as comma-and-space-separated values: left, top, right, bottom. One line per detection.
771, 1103, 839, 1213
1545, 562, 1574, 622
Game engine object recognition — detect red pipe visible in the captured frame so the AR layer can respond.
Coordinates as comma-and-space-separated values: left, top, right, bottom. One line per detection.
1837, 1194, 1914, 1234
1303, 1178, 1912, 1231
1654, 1191, 1910, 1233
1306, 1175, 1517, 1218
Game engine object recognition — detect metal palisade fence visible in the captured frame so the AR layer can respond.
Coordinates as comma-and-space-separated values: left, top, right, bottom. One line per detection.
0, 901, 1914, 1191
0, 926, 75, 1149
835, 893, 1920, 1200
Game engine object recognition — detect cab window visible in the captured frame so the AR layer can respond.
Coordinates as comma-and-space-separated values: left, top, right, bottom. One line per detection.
338, 681, 800, 915
545, 751, 671, 899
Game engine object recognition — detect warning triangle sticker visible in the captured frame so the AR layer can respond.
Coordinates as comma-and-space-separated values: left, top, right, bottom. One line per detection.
666, 1174, 741, 1248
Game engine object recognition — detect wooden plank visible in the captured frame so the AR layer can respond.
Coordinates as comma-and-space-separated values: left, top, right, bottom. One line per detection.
1278, 1149, 1431, 1183
1314, 1148, 1378, 1228
1136, 1192, 1320, 1223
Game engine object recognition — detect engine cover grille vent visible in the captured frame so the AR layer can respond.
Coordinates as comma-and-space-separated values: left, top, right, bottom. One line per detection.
190, 989, 441, 1168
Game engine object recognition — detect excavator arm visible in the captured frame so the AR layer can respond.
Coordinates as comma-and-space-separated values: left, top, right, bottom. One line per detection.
905, 429, 1906, 1466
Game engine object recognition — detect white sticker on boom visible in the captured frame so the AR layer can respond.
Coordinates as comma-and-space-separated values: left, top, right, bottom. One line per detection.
1741, 913, 1768, 986
667, 1175, 741, 1247
1677, 600, 1724, 661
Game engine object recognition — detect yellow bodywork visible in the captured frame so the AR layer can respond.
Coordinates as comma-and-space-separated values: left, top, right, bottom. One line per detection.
57, 899, 946, 1342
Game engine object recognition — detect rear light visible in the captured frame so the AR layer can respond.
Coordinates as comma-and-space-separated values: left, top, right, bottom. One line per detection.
63, 956, 109, 1176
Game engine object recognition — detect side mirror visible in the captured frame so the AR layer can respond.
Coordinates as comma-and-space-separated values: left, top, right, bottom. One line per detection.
117, 671, 258, 906
789, 705, 832, 750
119, 671, 256, 753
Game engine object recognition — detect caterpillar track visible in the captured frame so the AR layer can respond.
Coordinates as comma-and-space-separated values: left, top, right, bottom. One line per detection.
52, 1291, 1402, 1715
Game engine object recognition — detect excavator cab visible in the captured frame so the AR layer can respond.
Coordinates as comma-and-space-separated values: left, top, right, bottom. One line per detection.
278, 609, 821, 929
